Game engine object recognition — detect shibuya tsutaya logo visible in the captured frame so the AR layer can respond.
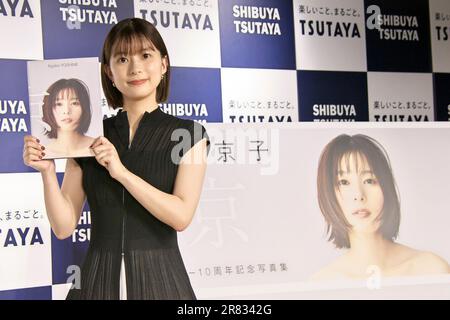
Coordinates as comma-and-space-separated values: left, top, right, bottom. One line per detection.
366, 4, 420, 41
59, 0, 120, 30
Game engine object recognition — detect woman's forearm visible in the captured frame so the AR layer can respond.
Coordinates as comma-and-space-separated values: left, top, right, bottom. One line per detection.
115, 168, 190, 232
41, 170, 78, 239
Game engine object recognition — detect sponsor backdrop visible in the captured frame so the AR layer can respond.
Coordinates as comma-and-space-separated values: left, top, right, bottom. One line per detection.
1, 0, 450, 299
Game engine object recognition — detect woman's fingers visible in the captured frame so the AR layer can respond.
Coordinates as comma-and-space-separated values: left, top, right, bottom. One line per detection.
95, 154, 109, 168
25, 145, 44, 157
96, 149, 112, 165
23, 135, 44, 152
24, 142, 44, 153
90, 136, 110, 149
96, 151, 110, 163
24, 150, 45, 166
91, 137, 116, 168
26, 153, 44, 163
92, 144, 110, 155
23, 135, 39, 143
24, 146, 45, 166
90, 137, 101, 148
24, 143, 45, 156
22, 135, 54, 172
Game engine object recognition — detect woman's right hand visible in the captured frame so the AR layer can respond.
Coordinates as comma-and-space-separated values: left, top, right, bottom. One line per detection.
23, 135, 55, 173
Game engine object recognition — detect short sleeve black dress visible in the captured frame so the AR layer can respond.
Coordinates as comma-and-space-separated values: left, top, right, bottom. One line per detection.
66, 107, 210, 300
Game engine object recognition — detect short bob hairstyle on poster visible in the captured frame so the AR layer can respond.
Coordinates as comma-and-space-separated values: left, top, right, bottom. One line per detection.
317, 134, 401, 249
42, 78, 92, 139
101, 18, 171, 108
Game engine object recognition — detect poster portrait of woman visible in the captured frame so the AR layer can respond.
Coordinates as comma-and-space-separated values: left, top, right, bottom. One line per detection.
312, 134, 450, 281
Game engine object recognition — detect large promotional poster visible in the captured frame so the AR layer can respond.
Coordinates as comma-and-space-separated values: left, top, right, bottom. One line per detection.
179, 122, 450, 299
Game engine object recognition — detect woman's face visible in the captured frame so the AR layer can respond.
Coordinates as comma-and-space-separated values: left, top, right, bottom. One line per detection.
52, 88, 83, 133
335, 152, 384, 234
107, 38, 167, 103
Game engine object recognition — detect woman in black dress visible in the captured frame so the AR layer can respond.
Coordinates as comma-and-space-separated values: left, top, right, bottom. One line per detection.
22, 18, 210, 300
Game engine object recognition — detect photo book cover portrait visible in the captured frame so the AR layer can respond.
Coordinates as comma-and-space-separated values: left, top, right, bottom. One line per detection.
28, 57, 103, 159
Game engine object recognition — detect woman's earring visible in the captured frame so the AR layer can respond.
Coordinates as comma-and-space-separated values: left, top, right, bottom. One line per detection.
161, 74, 164, 80
112, 81, 116, 87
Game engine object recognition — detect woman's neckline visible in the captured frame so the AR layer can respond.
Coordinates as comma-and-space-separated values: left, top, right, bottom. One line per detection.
119, 106, 161, 117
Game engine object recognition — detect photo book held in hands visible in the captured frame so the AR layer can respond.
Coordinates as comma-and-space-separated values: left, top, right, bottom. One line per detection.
28, 57, 103, 159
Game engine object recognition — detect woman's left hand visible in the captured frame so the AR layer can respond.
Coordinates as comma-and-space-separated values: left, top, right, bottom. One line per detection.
90, 136, 126, 180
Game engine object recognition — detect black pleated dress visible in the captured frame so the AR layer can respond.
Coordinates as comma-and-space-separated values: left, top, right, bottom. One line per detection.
66, 107, 210, 300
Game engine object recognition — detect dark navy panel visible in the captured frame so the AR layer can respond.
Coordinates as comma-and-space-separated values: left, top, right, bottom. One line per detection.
434, 73, 450, 121
297, 70, 369, 121
41, 0, 134, 59
165, 67, 222, 123
219, 0, 295, 69
0, 286, 51, 300
364, 0, 432, 72
0, 59, 33, 173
